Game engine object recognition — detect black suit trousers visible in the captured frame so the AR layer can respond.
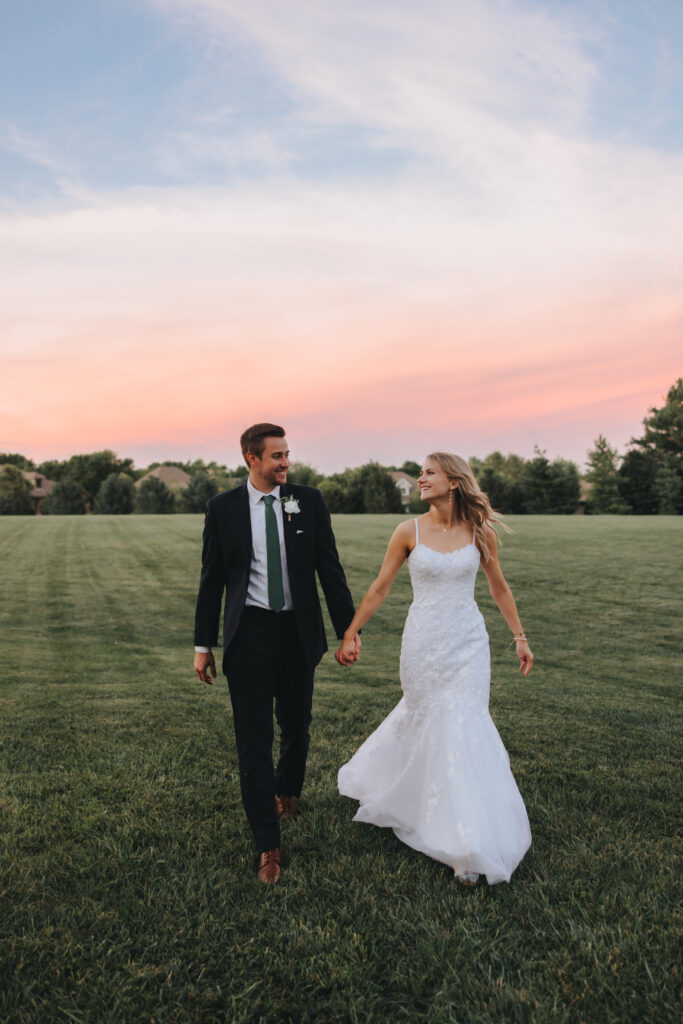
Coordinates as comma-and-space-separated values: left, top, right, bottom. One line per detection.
224, 607, 314, 853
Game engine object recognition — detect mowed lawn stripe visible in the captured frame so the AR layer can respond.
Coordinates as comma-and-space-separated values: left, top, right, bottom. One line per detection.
0, 513, 680, 1023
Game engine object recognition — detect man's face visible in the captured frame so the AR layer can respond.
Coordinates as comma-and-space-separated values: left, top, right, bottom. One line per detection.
249, 436, 290, 490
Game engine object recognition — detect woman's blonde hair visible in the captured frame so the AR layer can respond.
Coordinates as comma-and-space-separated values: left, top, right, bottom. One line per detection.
424, 452, 509, 561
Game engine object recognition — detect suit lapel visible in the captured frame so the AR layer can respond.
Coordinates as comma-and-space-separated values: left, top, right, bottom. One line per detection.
281, 483, 298, 580
236, 483, 252, 567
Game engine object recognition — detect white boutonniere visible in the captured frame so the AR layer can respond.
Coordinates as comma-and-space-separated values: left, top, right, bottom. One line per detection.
282, 496, 301, 522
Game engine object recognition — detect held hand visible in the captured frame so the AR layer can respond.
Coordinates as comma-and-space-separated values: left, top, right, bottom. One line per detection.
194, 650, 217, 685
516, 640, 534, 676
335, 633, 360, 666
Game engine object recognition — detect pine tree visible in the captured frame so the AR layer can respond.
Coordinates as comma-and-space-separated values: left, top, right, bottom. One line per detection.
632, 379, 683, 513
585, 435, 627, 513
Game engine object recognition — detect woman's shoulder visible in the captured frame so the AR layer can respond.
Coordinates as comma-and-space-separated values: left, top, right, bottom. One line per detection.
396, 515, 420, 532
392, 517, 419, 548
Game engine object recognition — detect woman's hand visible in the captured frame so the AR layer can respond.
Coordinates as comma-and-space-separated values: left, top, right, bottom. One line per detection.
516, 640, 534, 676
335, 634, 361, 666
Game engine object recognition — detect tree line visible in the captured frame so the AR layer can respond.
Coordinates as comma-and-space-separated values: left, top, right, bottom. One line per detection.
1, 378, 680, 516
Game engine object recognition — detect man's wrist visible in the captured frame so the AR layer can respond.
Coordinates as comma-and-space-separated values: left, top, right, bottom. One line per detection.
195, 646, 211, 653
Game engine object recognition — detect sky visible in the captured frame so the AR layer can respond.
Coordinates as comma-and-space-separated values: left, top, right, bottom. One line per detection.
1, 0, 681, 473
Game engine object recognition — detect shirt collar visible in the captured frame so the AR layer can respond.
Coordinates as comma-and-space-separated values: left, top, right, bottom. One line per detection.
247, 478, 281, 506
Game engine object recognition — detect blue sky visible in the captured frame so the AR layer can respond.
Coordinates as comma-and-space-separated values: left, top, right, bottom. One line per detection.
3, 0, 681, 202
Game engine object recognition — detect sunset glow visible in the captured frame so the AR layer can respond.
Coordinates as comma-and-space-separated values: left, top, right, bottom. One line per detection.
1, 1, 681, 471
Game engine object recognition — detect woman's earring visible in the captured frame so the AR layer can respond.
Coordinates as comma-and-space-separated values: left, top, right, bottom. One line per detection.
449, 489, 454, 505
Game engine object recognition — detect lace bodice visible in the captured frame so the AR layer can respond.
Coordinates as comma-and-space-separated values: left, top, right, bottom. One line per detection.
400, 521, 489, 713
407, 538, 480, 611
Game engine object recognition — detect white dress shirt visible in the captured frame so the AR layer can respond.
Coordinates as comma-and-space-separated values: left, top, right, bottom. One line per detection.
195, 479, 293, 653
244, 479, 294, 612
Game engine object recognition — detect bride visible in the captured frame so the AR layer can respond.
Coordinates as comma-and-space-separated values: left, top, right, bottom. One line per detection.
336, 452, 533, 885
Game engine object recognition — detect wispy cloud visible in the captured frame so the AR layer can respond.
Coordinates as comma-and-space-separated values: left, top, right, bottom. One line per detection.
1, 0, 681, 467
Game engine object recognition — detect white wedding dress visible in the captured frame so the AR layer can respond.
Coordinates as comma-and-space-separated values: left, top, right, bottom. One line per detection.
338, 519, 531, 884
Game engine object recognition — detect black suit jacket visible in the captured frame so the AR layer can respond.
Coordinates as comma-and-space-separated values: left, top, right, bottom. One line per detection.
194, 482, 356, 669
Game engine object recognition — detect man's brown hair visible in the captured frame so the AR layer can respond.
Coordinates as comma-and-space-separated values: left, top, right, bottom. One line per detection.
240, 423, 286, 465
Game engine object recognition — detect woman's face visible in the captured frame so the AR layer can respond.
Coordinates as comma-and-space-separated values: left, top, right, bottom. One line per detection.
418, 458, 456, 501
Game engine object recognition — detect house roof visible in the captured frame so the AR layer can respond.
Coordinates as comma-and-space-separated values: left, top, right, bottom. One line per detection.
135, 465, 191, 491
388, 471, 419, 491
0, 466, 56, 498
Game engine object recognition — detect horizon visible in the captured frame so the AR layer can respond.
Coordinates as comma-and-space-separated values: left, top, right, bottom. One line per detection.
5, 373, 676, 476
6, 397, 663, 479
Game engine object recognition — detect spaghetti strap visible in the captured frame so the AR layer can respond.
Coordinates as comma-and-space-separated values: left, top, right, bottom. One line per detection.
414, 517, 419, 545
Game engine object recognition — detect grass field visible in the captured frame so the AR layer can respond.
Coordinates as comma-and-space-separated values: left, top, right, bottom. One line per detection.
0, 513, 681, 1024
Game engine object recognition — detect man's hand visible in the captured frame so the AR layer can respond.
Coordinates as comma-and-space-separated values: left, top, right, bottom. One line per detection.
194, 650, 217, 684
335, 633, 361, 667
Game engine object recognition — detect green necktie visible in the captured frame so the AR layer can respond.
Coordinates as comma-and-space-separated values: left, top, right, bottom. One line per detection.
263, 495, 285, 613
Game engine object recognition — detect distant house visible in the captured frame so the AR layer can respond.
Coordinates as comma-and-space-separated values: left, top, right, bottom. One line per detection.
389, 471, 419, 508
29, 472, 57, 513
0, 466, 57, 514
135, 465, 191, 492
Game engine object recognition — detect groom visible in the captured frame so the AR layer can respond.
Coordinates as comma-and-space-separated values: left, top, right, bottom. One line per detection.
193, 423, 359, 883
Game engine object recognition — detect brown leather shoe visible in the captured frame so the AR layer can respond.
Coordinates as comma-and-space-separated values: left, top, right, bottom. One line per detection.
275, 795, 297, 820
257, 848, 281, 884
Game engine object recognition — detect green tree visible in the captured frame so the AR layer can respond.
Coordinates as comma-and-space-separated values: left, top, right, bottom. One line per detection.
358, 462, 403, 513
41, 477, 88, 515
469, 456, 483, 480
399, 460, 421, 478
178, 472, 218, 513
520, 448, 579, 514
653, 455, 682, 514
585, 435, 627, 513
618, 449, 657, 514
471, 453, 526, 513
485, 451, 526, 482
631, 379, 683, 513
478, 466, 511, 513
547, 457, 581, 514
324, 464, 402, 513
134, 477, 176, 514
0, 466, 34, 515
519, 449, 553, 513
317, 479, 347, 513
408, 488, 426, 513
287, 462, 323, 486
37, 458, 68, 481
635, 378, 683, 460
95, 473, 135, 514
326, 470, 364, 513
0, 453, 35, 470
144, 460, 191, 473
61, 451, 135, 498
